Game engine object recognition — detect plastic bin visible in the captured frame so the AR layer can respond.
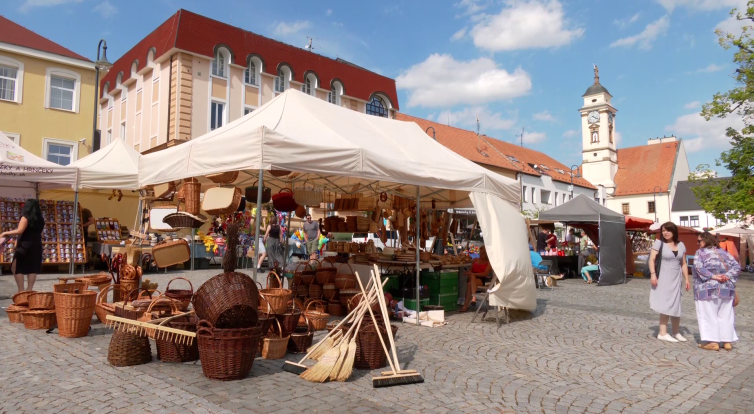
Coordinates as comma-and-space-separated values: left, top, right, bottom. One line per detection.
431, 293, 458, 311
420, 270, 459, 297
403, 298, 429, 312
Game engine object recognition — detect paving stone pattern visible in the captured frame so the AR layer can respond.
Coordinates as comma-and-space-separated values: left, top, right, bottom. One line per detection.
0, 269, 752, 414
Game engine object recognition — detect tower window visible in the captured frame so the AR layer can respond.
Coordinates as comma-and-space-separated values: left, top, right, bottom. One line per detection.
591, 131, 599, 143
609, 126, 613, 144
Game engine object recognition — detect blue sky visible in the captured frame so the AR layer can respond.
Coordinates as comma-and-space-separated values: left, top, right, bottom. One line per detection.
5, 0, 748, 175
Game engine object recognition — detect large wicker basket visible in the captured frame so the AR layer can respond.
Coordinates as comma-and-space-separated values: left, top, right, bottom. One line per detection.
354, 321, 398, 370
287, 314, 313, 354
156, 315, 199, 363
205, 171, 239, 184
6, 305, 27, 323
108, 328, 152, 367
22, 310, 56, 330
28, 292, 55, 310
192, 271, 259, 329
316, 260, 337, 284
197, 320, 262, 381
203, 187, 243, 215
163, 212, 206, 229
261, 319, 289, 359
12, 290, 37, 306
53, 289, 96, 338
259, 272, 292, 315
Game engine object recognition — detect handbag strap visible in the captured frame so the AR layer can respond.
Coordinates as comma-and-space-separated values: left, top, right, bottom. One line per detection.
712, 249, 728, 271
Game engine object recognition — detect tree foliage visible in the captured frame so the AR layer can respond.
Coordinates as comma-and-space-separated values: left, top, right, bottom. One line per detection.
692, 2, 754, 224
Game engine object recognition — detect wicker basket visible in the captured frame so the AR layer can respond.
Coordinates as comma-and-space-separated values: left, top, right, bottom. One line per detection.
245, 181, 271, 204
114, 288, 154, 320
327, 300, 346, 317
163, 212, 206, 229
197, 320, 262, 381
12, 290, 36, 306
294, 283, 308, 298
203, 186, 242, 215
120, 278, 141, 299
108, 328, 152, 367
322, 283, 338, 300
339, 289, 360, 307
183, 178, 202, 215
271, 188, 298, 212
164, 277, 194, 311
334, 263, 357, 289
192, 271, 259, 329
6, 305, 27, 323
347, 292, 381, 313
22, 310, 57, 330
156, 315, 199, 363
269, 169, 292, 177
261, 319, 289, 359
316, 260, 337, 284
205, 171, 239, 184
54, 290, 96, 338
288, 314, 313, 353
354, 322, 398, 370
293, 185, 322, 207
74, 273, 112, 288
307, 284, 322, 299
299, 263, 316, 285
153, 239, 190, 268
94, 284, 119, 324
259, 272, 292, 315
304, 300, 330, 331
275, 300, 301, 337
28, 292, 55, 310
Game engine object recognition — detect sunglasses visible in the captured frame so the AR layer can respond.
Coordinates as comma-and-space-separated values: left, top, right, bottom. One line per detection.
697, 240, 702, 244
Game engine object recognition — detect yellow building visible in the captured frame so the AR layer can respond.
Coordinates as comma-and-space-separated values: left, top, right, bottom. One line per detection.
0, 15, 95, 164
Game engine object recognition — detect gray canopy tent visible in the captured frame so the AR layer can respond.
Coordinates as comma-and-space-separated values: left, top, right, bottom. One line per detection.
538, 194, 626, 286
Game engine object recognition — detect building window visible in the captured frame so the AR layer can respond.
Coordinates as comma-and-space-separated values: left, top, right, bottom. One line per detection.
541, 190, 551, 205
591, 131, 599, 143
244, 107, 254, 115
210, 102, 224, 131
49, 75, 76, 111
366, 95, 388, 117
0, 64, 18, 101
304, 78, 312, 95
274, 71, 286, 93
245, 61, 257, 85
690, 215, 700, 227
44, 139, 76, 166
531, 187, 536, 204
120, 122, 126, 142
622, 203, 630, 215
2, 132, 20, 144
563, 193, 568, 204
680, 216, 689, 227
212, 50, 226, 78
106, 130, 112, 145
609, 125, 614, 144
647, 201, 656, 214
522, 186, 528, 202
554, 192, 559, 206
328, 88, 336, 104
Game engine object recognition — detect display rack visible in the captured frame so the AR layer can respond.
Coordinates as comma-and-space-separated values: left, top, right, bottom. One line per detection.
95, 217, 122, 244
0, 197, 87, 266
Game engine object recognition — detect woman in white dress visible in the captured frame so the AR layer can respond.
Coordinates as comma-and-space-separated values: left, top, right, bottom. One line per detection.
649, 222, 691, 343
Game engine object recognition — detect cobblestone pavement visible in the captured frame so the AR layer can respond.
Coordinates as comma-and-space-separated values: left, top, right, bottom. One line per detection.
1, 269, 752, 414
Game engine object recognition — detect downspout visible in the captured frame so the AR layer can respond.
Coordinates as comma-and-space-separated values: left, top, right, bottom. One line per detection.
166, 54, 174, 142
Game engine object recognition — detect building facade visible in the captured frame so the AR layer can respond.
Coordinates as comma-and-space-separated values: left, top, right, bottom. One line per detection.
395, 113, 596, 216
671, 179, 738, 231
0, 16, 95, 165
98, 10, 399, 153
578, 67, 690, 223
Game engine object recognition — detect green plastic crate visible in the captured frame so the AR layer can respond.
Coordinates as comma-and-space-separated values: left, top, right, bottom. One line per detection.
381, 275, 400, 292
431, 293, 459, 311
403, 298, 429, 312
420, 270, 459, 297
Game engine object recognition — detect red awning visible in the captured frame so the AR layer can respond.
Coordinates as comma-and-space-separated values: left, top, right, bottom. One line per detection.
625, 216, 654, 231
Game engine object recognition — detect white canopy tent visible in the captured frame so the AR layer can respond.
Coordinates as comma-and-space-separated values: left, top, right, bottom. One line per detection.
70, 138, 141, 190
140, 89, 536, 312
713, 223, 754, 237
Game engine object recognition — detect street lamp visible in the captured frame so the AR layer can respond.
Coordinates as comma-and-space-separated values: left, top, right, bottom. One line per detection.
91, 39, 112, 152
569, 164, 580, 199
653, 185, 662, 223
425, 126, 436, 140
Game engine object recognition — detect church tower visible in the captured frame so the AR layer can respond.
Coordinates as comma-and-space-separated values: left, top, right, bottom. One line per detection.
579, 66, 618, 191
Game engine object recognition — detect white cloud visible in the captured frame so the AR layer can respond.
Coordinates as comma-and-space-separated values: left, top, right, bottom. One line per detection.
469, 0, 584, 52
655, 0, 742, 12
396, 54, 532, 108
451, 27, 467, 41
455, 0, 489, 16
434, 107, 517, 131
19, 0, 82, 12
684, 101, 701, 109
522, 131, 547, 144
533, 111, 556, 122
610, 15, 669, 50
326, 9, 333, 16
614, 12, 641, 29
273, 20, 312, 37
716, 12, 752, 34
687, 64, 724, 74
665, 112, 744, 152
562, 129, 578, 138
93, 1, 116, 18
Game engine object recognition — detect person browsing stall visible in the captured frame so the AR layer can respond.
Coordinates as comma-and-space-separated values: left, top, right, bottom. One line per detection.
0, 199, 44, 292
302, 214, 320, 259
459, 246, 492, 312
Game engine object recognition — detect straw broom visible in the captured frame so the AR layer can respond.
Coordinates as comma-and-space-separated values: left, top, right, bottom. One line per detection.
335, 289, 371, 382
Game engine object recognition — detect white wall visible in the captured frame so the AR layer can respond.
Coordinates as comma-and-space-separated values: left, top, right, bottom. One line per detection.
670, 141, 691, 202
607, 193, 671, 223
520, 173, 594, 214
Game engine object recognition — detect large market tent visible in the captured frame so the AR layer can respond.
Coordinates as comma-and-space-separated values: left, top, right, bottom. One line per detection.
70, 138, 141, 190
139, 89, 537, 311
0, 131, 78, 193
538, 194, 626, 286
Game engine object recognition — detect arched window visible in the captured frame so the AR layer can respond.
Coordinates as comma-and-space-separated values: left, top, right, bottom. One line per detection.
212, 48, 230, 78
245, 62, 256, 85
304, 77, 312, 95
366, 95, 388, 118
591, 130, 599, 143
328, 80, 343, 105
274, 65, 291, 93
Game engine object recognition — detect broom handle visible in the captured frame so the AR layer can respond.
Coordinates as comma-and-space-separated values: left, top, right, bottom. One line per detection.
293, 276, 385, 364
355, 271, 398, 374
373, 264, 401, 370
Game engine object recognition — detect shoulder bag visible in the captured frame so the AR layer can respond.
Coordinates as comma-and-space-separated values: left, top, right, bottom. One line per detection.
653, 241, 663, 278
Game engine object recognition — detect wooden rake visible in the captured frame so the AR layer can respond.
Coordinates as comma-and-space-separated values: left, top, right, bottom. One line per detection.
105, 312, 197, 346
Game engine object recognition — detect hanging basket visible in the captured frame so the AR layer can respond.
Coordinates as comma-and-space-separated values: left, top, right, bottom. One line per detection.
163, 212, 207, 229
294, 205, 306, 219
245, 180, 271, 204
205, 171, 239, 184
293, 183, 322, 207
269, 169, 292, 177
153, 239, 190, 268
271, 188, 298, 212
203, 186, 242, 215
183, 178, 202, 215
164, 277, 194, 311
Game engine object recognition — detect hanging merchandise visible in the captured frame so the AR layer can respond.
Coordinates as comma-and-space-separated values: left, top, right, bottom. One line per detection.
293, 180, 322, 207
183, 177, 202, 215
205, 171, 239, 184
272, 188, 298, 212
245, 180, 271, 204
203, 187, 242, 215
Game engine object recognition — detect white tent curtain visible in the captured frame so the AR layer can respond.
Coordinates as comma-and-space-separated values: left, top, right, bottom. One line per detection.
70, 139, 141, 190
0, 131, 78, 189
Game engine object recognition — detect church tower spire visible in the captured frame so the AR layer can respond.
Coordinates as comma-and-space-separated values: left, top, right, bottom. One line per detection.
579, 65, 618, 191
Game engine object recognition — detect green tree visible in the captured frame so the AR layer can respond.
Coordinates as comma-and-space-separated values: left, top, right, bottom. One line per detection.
692, 2, 754, 224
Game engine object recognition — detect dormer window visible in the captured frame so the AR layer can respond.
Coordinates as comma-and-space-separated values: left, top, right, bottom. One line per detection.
212, 47, 230, 78
328, 80, 343, 105
274, 65, 292, 93
505, 155, 520, 163
245, 61, 256, 85
366, 95, 387, 117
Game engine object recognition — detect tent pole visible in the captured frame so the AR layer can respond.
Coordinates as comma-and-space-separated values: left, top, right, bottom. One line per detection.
190, 228, 195, 271
252, 169, 264, 283
70, 191, 79, 275
416, 185, 421, 326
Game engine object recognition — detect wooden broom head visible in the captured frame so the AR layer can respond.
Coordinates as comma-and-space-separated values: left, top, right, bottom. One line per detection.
223, 223, 240, 273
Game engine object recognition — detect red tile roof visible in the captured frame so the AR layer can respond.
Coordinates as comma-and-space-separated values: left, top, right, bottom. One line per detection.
612, 141, 679, 196
101, 10, 398, 108
0, 15, 90, 62
395, 113, 596, 189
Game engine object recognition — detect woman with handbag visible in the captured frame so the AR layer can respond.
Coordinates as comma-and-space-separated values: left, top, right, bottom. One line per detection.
649, 222, 691, 343
0, 199, 44, 292
263, 215, 285, 270
693, 231, 741, 351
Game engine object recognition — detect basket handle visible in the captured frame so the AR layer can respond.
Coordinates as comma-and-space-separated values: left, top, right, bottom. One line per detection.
267, 270, 283, 289
319, 258, 335, 271
337, 262, 354, 276
165, 277, 194, 295
126, 287, 152, 305
305, 299, 325, 313
301, 313, 311, 334
258, 291, 274, 315
96, 284, 118, 305
145, 297, 180, 314
272, 317, 284, 339
196, 319, 215, 338
138, 289, 162, 300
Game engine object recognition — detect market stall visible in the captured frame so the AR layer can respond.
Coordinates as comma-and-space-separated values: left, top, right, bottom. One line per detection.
538, 194, 626, 286
138, 89, 536, 313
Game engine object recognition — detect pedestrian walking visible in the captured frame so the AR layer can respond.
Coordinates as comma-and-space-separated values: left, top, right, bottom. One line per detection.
302, 214, 320, 259
693, 231, 741, 351
649, 222, 691, 343
263, 215, 285, 270
0, 199, 44, 292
